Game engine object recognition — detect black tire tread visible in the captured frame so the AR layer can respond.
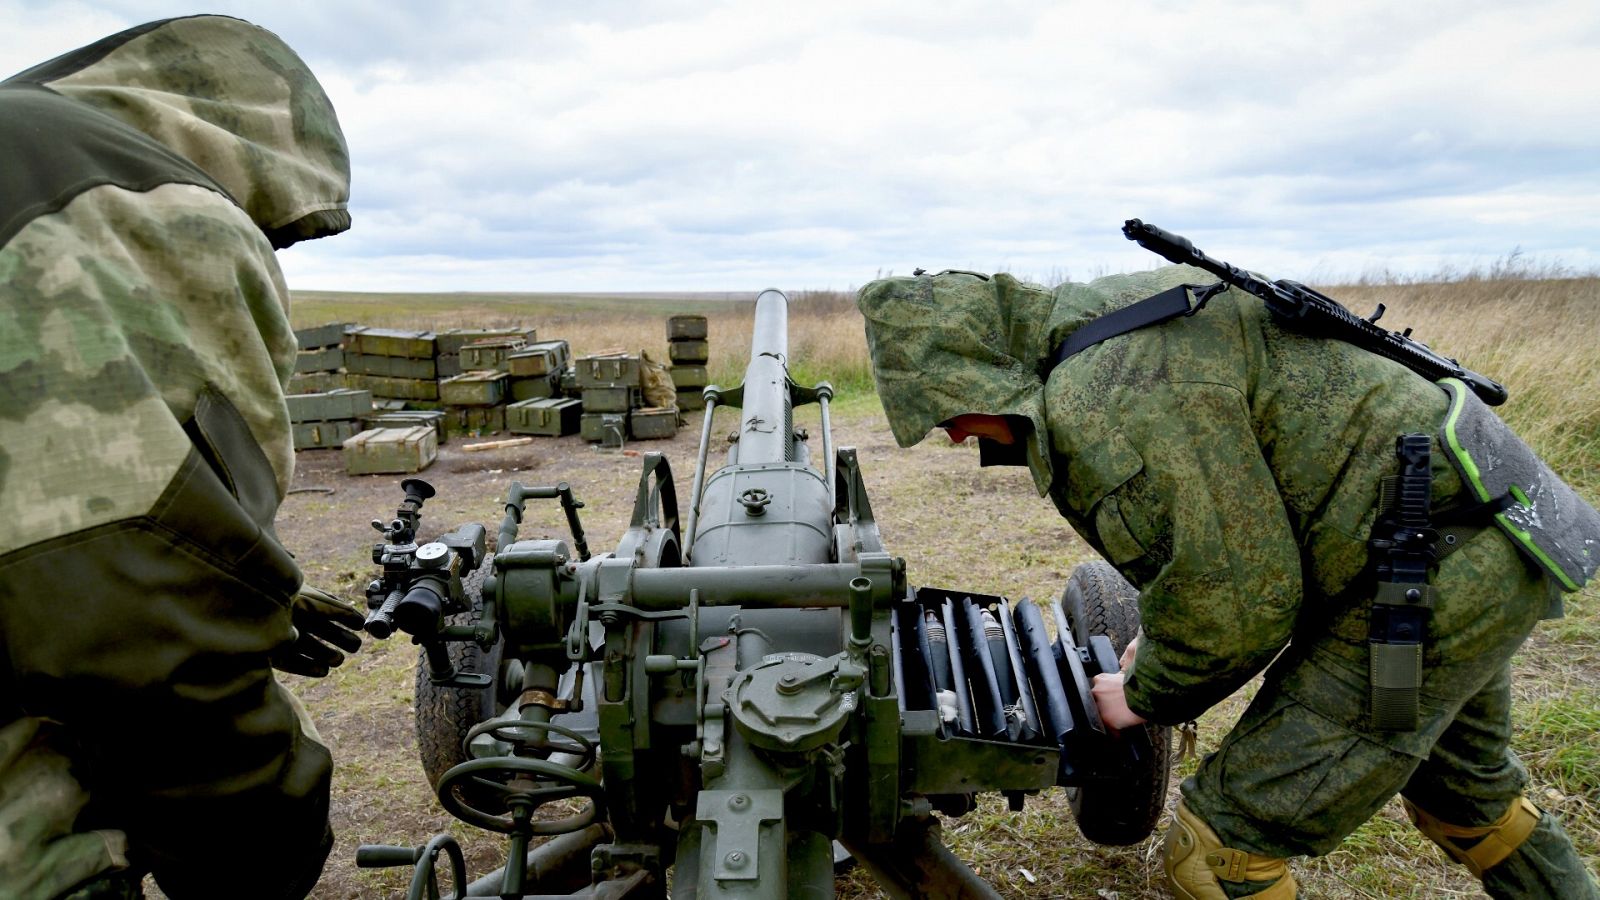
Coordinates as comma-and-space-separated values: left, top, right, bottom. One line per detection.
1062, 560, 1173, 847
414, 563, 501, 790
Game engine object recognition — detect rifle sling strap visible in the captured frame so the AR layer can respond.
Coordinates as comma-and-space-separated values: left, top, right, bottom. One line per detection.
1051, 282, 1227, 369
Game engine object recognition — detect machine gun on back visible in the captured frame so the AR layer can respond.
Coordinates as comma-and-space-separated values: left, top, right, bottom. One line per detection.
354, 289, 1172, 899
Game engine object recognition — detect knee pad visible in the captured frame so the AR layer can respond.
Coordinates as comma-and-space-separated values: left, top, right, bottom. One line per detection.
1403, 795, 1541, 878
1163, 800, 1297, 899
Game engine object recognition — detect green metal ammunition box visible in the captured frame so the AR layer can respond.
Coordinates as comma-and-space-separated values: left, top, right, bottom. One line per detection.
294, 322, 348, 350
344, 353, 438, 380
286, 388, 373, 423
509, 373, 561, 402
575, 354, 641, 389
669, 365, 709, 389
581, 412, 628, 445
287, 371, 347, 394
507, 397, 582, 436
291, 419, 360, 450
443, 405, 506, 438
345, 374, 439, 401
343, 425, 437, 475
364, 410, 448, 444
294, 345, 344, 373
628, 407, 678, 440
436, 327, 537, 356
676, 388, 706, 411
435, 354, 462, 378
667, 340, 709, 364
461, 338, 528, 372
440, 371, 509, 406
344, 327, 438, 359
507, 340, 571, 377
667, 314, 708, 341
582, 385, 640, 413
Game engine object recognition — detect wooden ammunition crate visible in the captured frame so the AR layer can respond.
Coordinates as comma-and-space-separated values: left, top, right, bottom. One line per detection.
575, 354, 641, 389
345, 374, 439, 401
629, 407, 678, 440
292, 419, 360, 450
288, 371, 347, 394
676, 388, 706, 411
294, 345, 344, 374
443, 405, 506, 438
669, 365, 708, 389
667, 315, 708, 341
294, 322, 349, 351
508, 397, 582, 436
667, 340, 709, 365
461, 338, 528, 372
581, 412, 628, 445
344, 327, 437, 359
507, 340, 571, 377
344, 426, 437, 475
364, 410, 448, 444
437, 327, 537, 356
344, 352, 438, 380
286, 388, 373, 423
582, 385, 640, 413
509, 373, 561, 402
435, 354, 462, 379
439, 371, 509, 406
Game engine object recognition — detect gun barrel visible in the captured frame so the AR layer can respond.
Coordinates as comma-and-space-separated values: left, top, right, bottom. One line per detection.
736, 289, 793, 465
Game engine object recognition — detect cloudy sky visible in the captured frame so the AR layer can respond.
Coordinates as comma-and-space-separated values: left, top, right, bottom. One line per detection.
6, 1, 1598, 291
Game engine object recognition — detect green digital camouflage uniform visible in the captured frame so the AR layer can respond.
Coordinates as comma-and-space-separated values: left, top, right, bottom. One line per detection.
858, 267, 1598, 897
0, 16, 351, 900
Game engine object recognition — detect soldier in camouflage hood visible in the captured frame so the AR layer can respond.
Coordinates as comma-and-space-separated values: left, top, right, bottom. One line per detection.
0, 16, 359, 899
859, 268, 1598, 898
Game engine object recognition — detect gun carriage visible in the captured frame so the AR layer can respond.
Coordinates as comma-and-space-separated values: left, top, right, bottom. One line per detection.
356, 289, 1171, 899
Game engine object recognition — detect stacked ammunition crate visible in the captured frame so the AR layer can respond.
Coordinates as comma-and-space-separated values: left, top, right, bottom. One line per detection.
289, 323, 348, 394
666, 315, 709, 412
576, 353, 641, 447
507, 340, 581, 437
437, 327, 536, 379
287, 388, 371, 450
437, 336, 531, 437
343, 327, 440, 405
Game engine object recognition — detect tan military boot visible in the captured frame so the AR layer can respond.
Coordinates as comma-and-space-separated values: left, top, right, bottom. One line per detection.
1163, 801, 1296, 899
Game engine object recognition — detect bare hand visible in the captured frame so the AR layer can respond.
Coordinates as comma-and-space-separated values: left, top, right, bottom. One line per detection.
1091, 673, 1148, 735
1119, 633, 1141, 671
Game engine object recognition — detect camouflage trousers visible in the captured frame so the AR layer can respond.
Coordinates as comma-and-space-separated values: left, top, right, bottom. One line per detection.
1181, 527, 1598, 898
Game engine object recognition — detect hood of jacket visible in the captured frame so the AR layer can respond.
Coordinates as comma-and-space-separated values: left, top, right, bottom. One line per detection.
858, 265, 1214, 495
6, 14, 350, 248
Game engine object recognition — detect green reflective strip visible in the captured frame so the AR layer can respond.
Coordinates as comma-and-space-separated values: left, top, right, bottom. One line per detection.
1440, 378, 1578, 591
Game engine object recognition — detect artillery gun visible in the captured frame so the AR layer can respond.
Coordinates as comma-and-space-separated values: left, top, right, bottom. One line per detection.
355, 289, 1172, 898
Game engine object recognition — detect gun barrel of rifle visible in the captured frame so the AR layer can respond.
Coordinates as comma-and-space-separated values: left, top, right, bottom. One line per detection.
736, 289, 793, 465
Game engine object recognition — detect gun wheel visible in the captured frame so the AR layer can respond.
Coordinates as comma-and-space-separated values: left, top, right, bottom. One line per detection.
1061, 560, 1173, 846
415, 563, 515, 792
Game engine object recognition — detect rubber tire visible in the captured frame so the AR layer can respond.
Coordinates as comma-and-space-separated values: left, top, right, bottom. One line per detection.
1061, 559, 1173, 847
414, 563, 510, 791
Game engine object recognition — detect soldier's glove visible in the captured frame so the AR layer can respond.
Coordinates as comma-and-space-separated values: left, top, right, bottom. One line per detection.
272, 585, 366, 678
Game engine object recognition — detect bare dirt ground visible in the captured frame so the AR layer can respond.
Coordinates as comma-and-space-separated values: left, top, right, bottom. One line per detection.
275, 398, 1593, 898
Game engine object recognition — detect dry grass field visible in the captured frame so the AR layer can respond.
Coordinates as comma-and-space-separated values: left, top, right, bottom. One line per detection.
279, 272, 1599, 898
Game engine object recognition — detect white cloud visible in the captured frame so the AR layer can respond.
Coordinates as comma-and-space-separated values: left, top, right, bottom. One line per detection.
5, 0, 1598, 290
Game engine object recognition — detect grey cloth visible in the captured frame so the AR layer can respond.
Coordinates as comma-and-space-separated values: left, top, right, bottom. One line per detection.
1439, 378, 1600, 592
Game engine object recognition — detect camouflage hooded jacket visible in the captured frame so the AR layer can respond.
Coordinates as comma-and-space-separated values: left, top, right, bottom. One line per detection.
859, 268, 1468, 726
0, 16, 349, 899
